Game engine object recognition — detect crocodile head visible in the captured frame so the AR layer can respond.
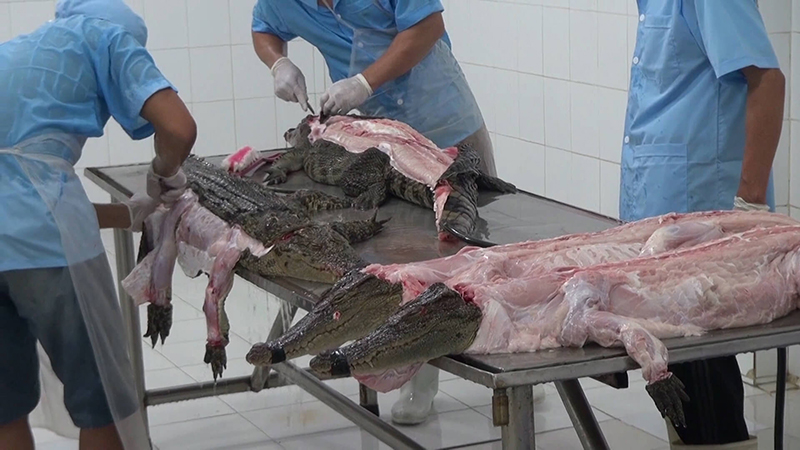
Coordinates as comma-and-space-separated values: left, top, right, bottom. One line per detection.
246, 269, 404, 366
253, 224, 368, 284
284, 115, 314, 149
309, 283, 482, 378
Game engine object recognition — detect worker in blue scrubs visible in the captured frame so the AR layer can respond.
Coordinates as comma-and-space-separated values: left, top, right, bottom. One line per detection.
251, 0, 505, 425
621, 1, 784, 448
0, 0, 196, 448
250, 0, 497, 177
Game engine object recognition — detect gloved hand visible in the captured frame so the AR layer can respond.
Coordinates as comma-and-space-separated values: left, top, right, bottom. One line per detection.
271, 57, 309, 110
124, 192, 160, 232
146, 160, 187, 204
733, 196, 770, 212
320, 73, 373, 116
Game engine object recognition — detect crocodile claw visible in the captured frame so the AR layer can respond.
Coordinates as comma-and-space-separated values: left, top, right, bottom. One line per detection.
204, 342, 228, 381
262, 169, 287, 185
646, 374, 689, 428
143, 303, 173, 348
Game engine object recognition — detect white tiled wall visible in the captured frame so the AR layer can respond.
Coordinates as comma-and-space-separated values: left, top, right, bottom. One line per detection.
0, 0, 328, 202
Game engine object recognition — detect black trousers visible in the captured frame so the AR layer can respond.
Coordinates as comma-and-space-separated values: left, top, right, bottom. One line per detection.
669, 356, 750, 445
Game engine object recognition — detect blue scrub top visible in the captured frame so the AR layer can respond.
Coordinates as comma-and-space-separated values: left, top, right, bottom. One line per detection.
620, 0, 780, 222
252, 0, 450, 84
0, 15, 174, 272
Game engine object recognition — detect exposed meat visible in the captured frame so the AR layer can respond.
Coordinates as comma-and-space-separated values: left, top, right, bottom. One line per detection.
307, 115, 459, 187
121, 155, 388, 379
334, 211, 798, 391
365, 210, 799, 301
265, 114, 515, 241
312, 223, 800, 426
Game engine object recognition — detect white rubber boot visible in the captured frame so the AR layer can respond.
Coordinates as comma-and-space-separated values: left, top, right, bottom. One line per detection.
533, 384, 546, 403
665, 420, 758, 449
391, 365, 439, 425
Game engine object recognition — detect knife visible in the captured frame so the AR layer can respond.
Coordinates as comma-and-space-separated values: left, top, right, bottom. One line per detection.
305, 101, 315, 115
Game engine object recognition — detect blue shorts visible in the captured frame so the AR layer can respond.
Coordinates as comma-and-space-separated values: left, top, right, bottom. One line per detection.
0, 256, 123, 428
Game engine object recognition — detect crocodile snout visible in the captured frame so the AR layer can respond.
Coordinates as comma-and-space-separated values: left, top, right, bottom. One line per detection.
245, 343, 286, 366
310, 349, 351, 377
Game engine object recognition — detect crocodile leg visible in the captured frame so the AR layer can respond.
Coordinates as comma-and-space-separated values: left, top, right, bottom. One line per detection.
352, 182, 388, 210
329, 210, 391, 244
290, 189, 353, 212
202, 237, 242, 380
262, 147, 307, 185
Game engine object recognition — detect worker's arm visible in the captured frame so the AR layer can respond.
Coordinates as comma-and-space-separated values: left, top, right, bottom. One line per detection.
361, 12, 444, 91
252, 31, 287, 69
737, 66, 785, 205
140, 88, 197, 177
94, 203, 131, 229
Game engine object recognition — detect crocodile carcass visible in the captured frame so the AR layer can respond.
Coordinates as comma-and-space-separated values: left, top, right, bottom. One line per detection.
310, 223, 800, 428
246, 210, 797, 376
122, 155, 388, 378
257, 115, 516, 241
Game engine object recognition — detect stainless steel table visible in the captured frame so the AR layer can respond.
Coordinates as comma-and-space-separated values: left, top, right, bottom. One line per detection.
85, 153, 798, 450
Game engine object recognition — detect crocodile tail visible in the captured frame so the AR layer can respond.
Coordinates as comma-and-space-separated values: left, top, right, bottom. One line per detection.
477, 172, 518, 194
330, 211, 391, 245
439, 173, 480, 239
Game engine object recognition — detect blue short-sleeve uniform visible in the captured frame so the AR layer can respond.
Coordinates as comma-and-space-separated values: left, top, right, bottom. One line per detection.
252, 0, 449, 85
620, 0, 780, 222
0, 15, 175, 272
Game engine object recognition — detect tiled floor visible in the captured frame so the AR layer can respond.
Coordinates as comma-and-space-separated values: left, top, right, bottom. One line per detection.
31, 232, 800, 449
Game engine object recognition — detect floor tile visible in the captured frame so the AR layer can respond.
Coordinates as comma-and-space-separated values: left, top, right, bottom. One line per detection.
584, 382, 658, 419
278, 426, 393, 450
754, 427, 800, 450
140, 317, 208, 345
32, 427, 72, 444
242, 398, 358, 440
439, 378, 500, 408
141, 344, 177, 371
150, 413, 277, 450
375, 387, 470, 421
473, 401, 612, 435
156, 333, 252, 367
146, 367, 196, 390
745, 392, 800, 438
536, 419, 666, 450
180, 357, 256, 383
147, 396, 235, 427
220, 377, 361, 413
35, 441, 79, 450
454, 441, 502, 450
391, 408, 501, 449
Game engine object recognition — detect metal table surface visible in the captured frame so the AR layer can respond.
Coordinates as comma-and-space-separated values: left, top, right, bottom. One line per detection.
85, 154, 799, 450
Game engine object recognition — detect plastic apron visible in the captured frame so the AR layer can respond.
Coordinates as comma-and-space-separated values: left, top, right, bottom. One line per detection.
1, 134, 150, 450
326, 1, 485, 150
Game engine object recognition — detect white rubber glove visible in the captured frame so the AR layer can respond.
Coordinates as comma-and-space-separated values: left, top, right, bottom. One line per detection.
733, 196, 770, 212
124, 192, 160, 232
146, 160, 187, 204
271, 57, 309, 110
320, 73, 373, 116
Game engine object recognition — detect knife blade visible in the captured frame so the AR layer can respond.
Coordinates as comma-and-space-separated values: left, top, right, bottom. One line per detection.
305, 101, 315, 115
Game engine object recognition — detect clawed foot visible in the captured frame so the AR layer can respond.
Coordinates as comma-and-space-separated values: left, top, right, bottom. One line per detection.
204, 341, 228, 381
143, 303, 174, 348
646, 374, 689, 428
262, 169, 287, 185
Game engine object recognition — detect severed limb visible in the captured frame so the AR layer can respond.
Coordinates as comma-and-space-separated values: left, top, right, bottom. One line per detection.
202, 231, 244, 380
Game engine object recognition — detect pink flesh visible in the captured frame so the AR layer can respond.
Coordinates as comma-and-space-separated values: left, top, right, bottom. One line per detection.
221, 146, 256, 173
433, 183, 452, 238
307, 116, 455, 188
355, 211, 800, 391
122, 190, 271, 349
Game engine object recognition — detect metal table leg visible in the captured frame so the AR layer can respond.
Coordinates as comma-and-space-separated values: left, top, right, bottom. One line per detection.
555, 380, 609, 450
250, 301, 298, 392
493, 386, 535, 450
359, 384, 379, 416
112, 225, 149, 434
274, 362, 424, 450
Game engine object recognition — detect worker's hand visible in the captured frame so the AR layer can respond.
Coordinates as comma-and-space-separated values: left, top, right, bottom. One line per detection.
124, 192, 160, 232
272, 57, 309, 110
147, 159, 187, 204
733, 196, 770, 212
320, 74, 373, 116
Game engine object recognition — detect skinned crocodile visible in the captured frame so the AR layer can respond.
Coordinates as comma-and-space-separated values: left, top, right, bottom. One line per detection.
262, 115, 517, 240
125, 155, 388, 378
